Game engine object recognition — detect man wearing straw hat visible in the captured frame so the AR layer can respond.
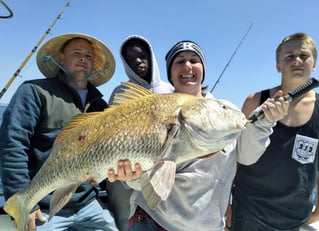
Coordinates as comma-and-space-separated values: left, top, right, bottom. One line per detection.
0, 33, 118, 230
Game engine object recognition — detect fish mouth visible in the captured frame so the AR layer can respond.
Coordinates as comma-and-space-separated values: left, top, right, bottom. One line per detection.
238, 118, 248, 128
184, 122, 244, 150
193, 130, 242, 153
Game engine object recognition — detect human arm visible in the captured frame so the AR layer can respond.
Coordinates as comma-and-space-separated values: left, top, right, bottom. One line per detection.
306, 177, 319, 225
0, 83, 43, 199
237, 90, 289, 165
244, 89, 288, 122
0, 83, 46, 228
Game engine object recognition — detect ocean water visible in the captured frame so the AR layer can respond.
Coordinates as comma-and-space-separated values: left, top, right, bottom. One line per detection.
0, 105, 6, 196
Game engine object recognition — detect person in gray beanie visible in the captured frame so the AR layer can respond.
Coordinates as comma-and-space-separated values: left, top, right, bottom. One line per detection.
165, 40, 206, 85
121, 39, 289, 231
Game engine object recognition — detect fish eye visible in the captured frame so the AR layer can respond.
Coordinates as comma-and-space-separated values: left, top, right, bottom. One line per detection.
220, 103, 227, 109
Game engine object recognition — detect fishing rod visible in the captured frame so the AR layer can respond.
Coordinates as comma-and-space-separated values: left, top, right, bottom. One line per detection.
0, 0, 73, 99
0, 0, 13, 19
248, 77, 319, 123
210, 21, 254, 93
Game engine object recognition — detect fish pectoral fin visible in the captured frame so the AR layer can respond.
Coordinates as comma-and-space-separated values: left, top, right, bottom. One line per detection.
150, 160, 176, 200
141, 160, 176, 209
49, 184, 79, 220
155, 124, 179, 163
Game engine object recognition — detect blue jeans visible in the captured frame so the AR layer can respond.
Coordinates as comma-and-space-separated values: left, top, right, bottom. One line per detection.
36, 199, 118, 231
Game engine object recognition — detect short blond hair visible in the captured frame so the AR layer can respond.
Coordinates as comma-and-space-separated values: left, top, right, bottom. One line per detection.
275, 32, 317, 64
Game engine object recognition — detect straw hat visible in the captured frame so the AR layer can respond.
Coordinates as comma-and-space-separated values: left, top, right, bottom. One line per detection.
36, 33, 116, 87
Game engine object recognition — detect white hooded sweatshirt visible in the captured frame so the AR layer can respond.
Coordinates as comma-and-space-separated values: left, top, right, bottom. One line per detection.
109, 35, 174, 104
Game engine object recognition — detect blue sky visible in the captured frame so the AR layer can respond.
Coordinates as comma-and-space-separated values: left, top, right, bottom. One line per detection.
1, 0, 319, 108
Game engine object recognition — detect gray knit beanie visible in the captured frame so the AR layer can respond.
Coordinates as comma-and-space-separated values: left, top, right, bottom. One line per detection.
165, 40, 206, 84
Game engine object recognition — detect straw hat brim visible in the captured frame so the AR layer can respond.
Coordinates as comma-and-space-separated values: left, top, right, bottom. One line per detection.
36, 33, 116, 87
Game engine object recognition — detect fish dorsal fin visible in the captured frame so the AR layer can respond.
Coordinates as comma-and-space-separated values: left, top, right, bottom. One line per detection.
53, 112, 102, 146
112, 82, 153, 106
53, 82, 152, 146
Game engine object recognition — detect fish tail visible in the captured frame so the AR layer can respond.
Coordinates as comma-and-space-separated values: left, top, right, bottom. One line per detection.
4, 190, 30, 231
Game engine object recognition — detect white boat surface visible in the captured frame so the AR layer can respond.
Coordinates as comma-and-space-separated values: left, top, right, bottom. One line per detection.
0, 214, 16, 231
0, 196, 15, 231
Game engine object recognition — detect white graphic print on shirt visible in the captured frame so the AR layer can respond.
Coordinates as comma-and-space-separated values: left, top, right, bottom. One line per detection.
292, 134, 318, 164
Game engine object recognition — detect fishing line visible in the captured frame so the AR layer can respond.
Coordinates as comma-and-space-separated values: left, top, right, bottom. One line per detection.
0, 0, 73, 99
0, 0, 13, 19
210, 21, 254, 93
39, 55, 110, 81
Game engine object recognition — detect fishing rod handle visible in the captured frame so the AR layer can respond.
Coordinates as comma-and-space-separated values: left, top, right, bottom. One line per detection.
248, 77, 319, 123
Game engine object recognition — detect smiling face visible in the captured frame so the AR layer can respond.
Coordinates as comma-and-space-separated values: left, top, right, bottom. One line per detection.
170, 51, 204, 97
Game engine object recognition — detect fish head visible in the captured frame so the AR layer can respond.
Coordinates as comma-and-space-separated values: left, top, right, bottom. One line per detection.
178, 97, 247, 156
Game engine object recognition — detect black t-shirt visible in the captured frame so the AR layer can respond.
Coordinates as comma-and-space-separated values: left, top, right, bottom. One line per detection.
233, 91, 319, 229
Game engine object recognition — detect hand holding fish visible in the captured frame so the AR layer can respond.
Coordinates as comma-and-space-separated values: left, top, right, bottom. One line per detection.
108, 160, 142, 182
260, 90, 289, 122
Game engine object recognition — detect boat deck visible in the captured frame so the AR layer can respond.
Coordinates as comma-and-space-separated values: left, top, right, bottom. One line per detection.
0, 215, 15, 231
